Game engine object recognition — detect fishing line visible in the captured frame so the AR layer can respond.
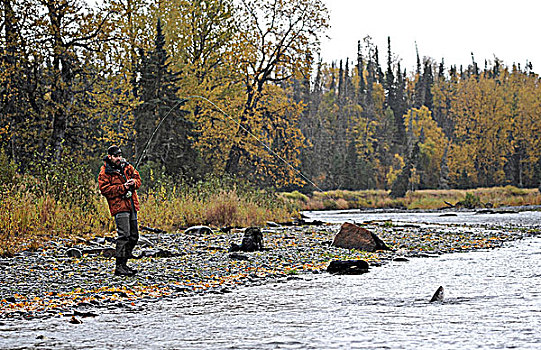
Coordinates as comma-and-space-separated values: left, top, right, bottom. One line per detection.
135, 95, 325, 193
135, 98, 189, 168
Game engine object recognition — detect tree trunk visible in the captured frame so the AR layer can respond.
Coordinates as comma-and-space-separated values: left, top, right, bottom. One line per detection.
224, 144, 243, 175
48, 2, 69, 161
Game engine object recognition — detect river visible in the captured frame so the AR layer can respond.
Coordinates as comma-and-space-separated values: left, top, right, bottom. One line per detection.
304, 207, 541, 227
1, 210, 540, 349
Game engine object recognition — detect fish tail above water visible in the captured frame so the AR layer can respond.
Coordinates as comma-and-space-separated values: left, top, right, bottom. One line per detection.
430, 286, 444, 303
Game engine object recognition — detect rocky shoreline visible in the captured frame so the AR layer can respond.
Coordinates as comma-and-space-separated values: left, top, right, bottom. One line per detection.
0, 217, 537, 321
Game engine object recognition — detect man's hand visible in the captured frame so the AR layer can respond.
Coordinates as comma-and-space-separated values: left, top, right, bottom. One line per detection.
125, 179, 135, 188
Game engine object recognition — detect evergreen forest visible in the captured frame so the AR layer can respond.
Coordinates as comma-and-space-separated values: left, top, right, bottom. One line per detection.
2, 0, 541, 195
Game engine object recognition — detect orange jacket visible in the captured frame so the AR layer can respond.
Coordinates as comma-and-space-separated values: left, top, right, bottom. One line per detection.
98, 157, 142, 217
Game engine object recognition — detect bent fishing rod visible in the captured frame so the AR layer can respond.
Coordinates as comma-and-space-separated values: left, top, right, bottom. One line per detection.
134, 95, 325, 193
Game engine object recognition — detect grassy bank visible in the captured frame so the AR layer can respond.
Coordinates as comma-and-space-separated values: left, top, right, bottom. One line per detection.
281, 186, 541, 211
0, 174, 295, 257
2, 160, 539, 258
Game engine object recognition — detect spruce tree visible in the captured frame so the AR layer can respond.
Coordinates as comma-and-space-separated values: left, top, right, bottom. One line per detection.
344, 58, 353, 99
392, 63, 407, 152
134, 19, 197, 177
438, 145, 450, 189
338, 60, 344, 98
422, 60, 434, 110
415, 43, 421, 76
374, 46, 384, 84
470, 52, 480, 77
357, 40, 365, 96
438, 59, 445, 79
413, 47, 425, 109
385, 36, 395, 108
329, 61, 337, 93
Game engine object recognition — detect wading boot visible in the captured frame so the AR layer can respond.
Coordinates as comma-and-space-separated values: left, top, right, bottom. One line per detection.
126, 253, 138, 274
114, 257, 135, 276
125, 260, 138, 275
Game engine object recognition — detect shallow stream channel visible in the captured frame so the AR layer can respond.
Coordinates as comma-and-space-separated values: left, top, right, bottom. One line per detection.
2, 210, 540, 349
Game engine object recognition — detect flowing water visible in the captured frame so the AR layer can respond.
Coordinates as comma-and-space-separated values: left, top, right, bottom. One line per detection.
305, 207, 541, 227
2, 211, 540, 349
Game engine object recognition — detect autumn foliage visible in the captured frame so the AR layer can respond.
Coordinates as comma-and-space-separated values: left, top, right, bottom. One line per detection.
297, 42, 541, 192
2, 1, 540, 192
1, 0, 541, 254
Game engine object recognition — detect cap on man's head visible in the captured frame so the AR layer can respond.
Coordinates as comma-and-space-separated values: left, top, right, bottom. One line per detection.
107, 145, 122, 156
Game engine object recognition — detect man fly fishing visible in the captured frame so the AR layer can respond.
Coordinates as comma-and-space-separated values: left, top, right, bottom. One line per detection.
98, 145, 142, 276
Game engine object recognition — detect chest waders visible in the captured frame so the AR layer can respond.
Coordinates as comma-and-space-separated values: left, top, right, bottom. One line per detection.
114, 165, 139, 276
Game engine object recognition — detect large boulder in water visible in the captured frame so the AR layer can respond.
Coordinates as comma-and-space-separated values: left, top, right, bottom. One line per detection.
331, 222, 390, 252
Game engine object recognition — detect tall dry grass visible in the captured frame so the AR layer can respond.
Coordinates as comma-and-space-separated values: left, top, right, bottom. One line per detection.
139, 187, 292, 230
0, 188, 112, 257
0, 172, 296, 256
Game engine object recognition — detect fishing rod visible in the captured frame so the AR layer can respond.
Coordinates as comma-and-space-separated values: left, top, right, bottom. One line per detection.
134, 95, 325, 193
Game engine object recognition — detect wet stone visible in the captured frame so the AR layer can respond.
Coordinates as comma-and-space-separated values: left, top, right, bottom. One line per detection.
229, 253, 250, 260
65, 248, 83, 258
393, 257, 409, 262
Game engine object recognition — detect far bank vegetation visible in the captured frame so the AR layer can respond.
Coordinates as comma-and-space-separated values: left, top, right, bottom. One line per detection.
282, 187, 541, 211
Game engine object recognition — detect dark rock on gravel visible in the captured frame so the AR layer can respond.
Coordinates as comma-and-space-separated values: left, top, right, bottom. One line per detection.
327, 260, 369, 274
66, 248, 83, 258
229, 253, 250, 260
294, 219, 324, 226
184, 226, 214, 235
230, 227, 264, 252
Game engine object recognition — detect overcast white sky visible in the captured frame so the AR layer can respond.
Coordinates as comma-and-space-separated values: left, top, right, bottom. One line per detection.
320, 0, 539, 72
